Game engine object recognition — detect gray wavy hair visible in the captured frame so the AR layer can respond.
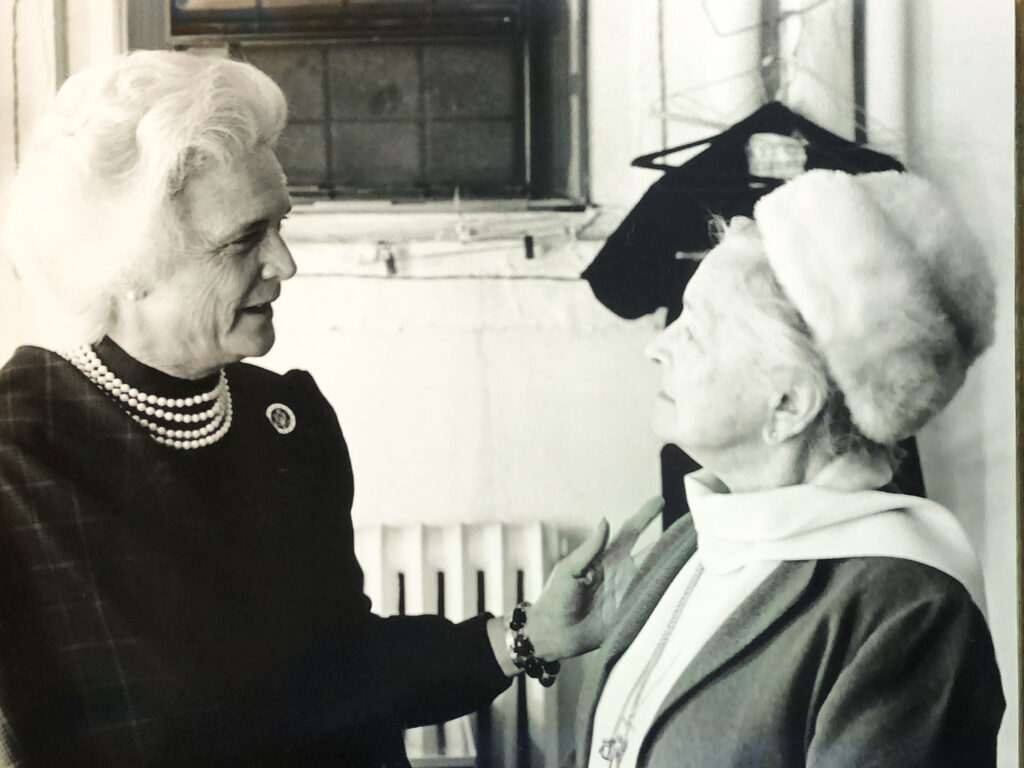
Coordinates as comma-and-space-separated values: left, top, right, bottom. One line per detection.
4, 50, 287, 347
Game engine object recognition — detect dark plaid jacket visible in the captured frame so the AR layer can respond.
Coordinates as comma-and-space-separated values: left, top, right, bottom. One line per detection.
0, 342, 509, 767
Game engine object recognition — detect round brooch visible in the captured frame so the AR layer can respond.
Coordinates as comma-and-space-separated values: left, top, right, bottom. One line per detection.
266, 403, 296, 435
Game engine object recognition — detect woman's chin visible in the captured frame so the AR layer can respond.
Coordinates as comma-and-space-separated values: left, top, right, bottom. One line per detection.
247, 330, 276, 358
226, 320, 276, 361
651, 403, 684, 443
651, 419, 700, 457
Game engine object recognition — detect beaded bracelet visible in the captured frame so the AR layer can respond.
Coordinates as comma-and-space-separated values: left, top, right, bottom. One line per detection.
507, 601, 560, 687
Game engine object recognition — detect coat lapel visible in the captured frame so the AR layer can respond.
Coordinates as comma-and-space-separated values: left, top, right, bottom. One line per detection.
576, 519, 822, 767
604, 524, 698, 663
576, 517, 698, 766
638, 559, 820, 756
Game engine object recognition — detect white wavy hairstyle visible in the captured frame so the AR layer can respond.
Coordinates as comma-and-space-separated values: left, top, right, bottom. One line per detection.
4, 50, 287, 347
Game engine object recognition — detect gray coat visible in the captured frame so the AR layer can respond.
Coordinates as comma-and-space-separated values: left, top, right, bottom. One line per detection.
575, 512, 1004, 768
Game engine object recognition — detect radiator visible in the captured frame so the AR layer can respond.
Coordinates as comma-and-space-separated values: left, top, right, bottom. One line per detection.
354, 522, 573, 768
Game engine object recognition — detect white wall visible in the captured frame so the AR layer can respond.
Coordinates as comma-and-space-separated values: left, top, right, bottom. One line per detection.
902, 3, 1017, 764
0, 0, 56, 360
260, 227, 666, 532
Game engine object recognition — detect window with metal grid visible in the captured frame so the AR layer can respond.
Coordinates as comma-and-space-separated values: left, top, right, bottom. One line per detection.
151, 0, 584, 202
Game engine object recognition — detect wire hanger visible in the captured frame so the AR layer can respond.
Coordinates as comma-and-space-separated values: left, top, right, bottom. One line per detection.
632, 0, 803, 173
700, 0, 835, 37
633, 0, 904, 180
652, 54, 906, 157
630, 96, 903, 197
632, 100, 810, 172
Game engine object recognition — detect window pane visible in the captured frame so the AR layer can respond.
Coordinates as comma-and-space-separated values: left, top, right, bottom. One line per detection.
424, 43, 517, 118
261, 0, 344, 7
327, 46, 419, 120
176, 0, 256, 9
154, 0, 580, 199
171, 0, 523, 38
431, 0, 519, 10
346, 0, 429, 7
331, 122, 421, 187
243, 46, 325, 121
276, 122, 329, 186
426, 119, 518, 188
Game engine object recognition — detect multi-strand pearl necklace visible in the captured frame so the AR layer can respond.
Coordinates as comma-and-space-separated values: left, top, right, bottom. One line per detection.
62, 345, 233, 450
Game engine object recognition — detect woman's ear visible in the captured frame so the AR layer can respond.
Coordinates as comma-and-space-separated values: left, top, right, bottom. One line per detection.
764, 372, 825, 444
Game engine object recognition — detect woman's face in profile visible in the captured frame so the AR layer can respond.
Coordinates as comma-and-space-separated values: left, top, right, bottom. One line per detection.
123, 146, 296, 378
646, 224, 777, 461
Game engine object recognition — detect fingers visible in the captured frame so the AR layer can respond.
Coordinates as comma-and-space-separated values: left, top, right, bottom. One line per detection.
568, 518, 610, 579
620, 496, 664, 536
600, 497, 663, 567
574, 565, 606, 589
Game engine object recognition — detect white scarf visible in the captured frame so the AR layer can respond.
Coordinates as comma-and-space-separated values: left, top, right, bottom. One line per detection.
685, 453, 986, 609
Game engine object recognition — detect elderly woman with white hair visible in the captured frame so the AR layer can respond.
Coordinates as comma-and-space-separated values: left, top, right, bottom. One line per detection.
0, 51, 609, 767
577, 171, 1005, 767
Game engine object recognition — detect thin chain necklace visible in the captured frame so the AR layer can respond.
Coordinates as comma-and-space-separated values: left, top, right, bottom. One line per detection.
62, 345, 233, 450
598, 561, 705, 768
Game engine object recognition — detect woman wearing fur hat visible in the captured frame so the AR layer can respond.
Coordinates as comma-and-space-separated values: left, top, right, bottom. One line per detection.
578, 170, 1004, 768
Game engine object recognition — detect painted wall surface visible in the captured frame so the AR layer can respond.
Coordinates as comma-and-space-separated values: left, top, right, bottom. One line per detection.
0, 0, 57, 361
902, 3, 1017, 764
260, 235, 666, 533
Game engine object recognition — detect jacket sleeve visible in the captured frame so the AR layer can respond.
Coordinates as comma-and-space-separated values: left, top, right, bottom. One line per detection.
290, 371, 513, 733
807, 584, 1005, 768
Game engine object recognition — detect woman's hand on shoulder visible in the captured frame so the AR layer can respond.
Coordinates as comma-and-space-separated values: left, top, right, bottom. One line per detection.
521, 499, 665, 661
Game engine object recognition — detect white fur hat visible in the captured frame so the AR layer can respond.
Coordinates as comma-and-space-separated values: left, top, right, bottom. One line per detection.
752, 170, 995, 444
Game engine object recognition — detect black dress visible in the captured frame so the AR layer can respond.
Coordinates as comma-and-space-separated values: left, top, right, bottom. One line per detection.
0, 339, 509, 767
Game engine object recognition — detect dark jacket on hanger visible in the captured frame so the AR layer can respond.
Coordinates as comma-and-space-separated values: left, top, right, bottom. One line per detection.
583, 102, 904, 323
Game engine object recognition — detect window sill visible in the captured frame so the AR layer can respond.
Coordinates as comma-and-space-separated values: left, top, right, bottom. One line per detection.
280, 203, 621, 279
289, 195, 585, 212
